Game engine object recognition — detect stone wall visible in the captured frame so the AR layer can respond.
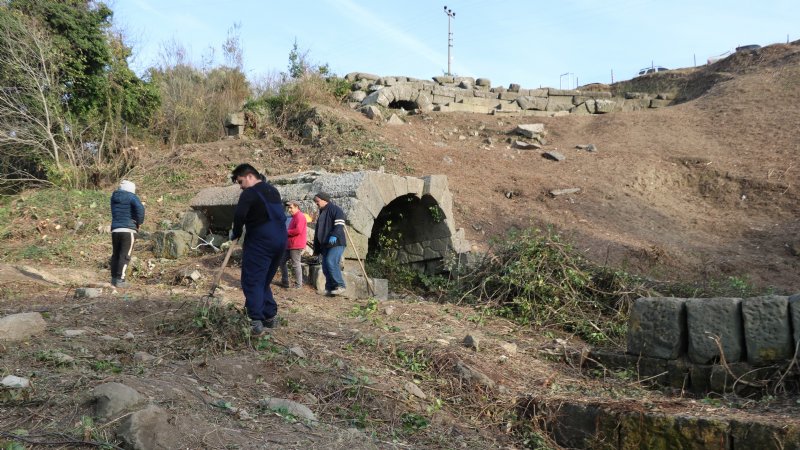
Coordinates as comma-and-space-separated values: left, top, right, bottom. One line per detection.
519, 396, 800, 450
344, 72, 672, 117
593, 294, 800, 394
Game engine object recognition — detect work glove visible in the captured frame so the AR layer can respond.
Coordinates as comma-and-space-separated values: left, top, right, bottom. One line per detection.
328, 236, 337, 246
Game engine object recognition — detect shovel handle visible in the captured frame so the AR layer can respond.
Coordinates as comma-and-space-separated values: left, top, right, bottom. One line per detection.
208, 231, 242, 296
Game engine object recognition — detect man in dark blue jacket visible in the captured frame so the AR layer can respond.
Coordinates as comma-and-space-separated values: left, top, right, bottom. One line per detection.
313, 192, 347, 296
110, 180, 145, 288
230, 164, 287, 336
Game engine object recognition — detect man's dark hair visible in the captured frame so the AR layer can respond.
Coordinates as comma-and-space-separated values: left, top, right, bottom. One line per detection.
230, 163, 264, 183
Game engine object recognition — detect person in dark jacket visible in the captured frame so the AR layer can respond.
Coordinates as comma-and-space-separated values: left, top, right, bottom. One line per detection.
313, 192, 347, 296
230, 164, 287, 335
109, 180, 145, 288
279, 200, 308, 289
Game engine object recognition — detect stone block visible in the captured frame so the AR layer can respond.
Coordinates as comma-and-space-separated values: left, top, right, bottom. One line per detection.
626, 297, 687, 359
432, 86, 459, 96
224, 112, 244, 126
570, 102, 592, 115
355, 177, 385, 219
152, 230, 196, 259
439, 102, 493, 113
498, 91, 520, 101
309, 265, 387, 300
513, 123, 545, 138
618, 98, 651, 112
588, 349, 639, 370
548, 88, 581, 96
497, 102, 521, 112
406, 177, 424, 196
618, 413, 730, 450
549, 403, 605, 449
432, 94, 456, 105
636, 357, 669, 384
788, 293, 800, 347
348, 91, 367, 103
594, 99, 616, 113
361, 105, 382, 120
545, 95, 574, 112
391, 175, 409, 198
650, 99, 671, 108
413, 91, 434, 111
343, 229, 369, 261
730, 420, 800, 450
516, 96, 548, 111
344, 201, 373, 236
686, 297, 744, 363
665, 358, 691, 388
432, 75, 454, 84
473, 90, 499, 99
422, 175, 448, 200
461, 97, 501, 108
475, 77, 491, 86
180, 210, 209, 236
742, 295, 792, 365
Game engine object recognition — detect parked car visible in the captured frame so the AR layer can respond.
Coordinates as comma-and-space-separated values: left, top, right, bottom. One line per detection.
638, 66, 669, 76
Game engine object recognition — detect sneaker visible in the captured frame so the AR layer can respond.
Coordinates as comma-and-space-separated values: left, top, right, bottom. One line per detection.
262, 316, 279, 329
330, 287, 346, 296
251, 319, 265, 336
115, 280, 129, 288
111, 277, 119, 286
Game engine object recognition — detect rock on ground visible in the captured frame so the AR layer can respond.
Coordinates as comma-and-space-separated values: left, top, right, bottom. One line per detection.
0, 312, 47, 342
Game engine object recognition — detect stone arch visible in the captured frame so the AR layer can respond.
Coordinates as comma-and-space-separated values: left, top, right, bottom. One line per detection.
367, 193, 452, 272
362, 86, 433, 112
189, 170, 469, 276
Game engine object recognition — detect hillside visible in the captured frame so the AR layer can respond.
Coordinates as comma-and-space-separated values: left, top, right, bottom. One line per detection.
1, 42, 799, 449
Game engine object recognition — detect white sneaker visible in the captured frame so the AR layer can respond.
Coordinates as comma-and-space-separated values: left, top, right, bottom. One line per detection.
330, 287, 346, 296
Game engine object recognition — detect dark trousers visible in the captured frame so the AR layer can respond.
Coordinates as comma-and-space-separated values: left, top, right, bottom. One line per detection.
111, 231, 135, 281
241, 223, 286, 321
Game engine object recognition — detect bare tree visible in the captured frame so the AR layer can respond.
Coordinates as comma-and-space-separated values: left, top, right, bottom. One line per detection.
0, 13, 79, 188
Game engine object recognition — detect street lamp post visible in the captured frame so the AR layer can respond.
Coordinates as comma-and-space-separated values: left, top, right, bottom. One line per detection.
443, 6, 455, 76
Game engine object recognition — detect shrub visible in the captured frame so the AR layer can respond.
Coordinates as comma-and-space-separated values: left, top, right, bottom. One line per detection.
450, 228, 645, 346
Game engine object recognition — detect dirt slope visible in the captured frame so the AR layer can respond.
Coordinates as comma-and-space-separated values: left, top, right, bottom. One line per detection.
374, 45, 800, 291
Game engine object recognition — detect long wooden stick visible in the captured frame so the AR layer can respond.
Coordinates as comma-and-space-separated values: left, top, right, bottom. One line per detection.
342, 226, 374, 297
208, 231, 243, 297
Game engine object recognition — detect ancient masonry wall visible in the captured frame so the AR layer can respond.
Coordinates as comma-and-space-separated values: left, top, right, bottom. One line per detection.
344, 72, 672, 117
591, 294, 800, 394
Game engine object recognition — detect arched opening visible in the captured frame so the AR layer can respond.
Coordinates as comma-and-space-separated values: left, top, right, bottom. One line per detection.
366, 194, 451, 274
388, 100, 418, 111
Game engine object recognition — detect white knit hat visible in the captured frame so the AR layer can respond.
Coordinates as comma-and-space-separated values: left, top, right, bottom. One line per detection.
119, 180, 136, 194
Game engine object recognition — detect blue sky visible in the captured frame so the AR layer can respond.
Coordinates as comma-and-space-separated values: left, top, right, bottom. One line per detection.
112, 0, 798, 89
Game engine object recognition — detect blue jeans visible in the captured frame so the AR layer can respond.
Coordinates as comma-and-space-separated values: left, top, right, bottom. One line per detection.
321, 245, 346, 291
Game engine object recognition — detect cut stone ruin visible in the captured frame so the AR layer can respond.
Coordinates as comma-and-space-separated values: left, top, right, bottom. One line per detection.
224, 112, 245, 137
189, 170, 471, 299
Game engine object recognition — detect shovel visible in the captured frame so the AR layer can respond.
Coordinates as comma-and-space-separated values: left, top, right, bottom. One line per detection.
206, 231, 243, 299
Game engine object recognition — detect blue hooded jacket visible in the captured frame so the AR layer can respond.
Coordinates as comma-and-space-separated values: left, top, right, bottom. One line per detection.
110, 190, 145, 230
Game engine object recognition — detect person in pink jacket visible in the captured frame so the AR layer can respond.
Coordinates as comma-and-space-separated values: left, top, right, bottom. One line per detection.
279, 200, 308, 288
